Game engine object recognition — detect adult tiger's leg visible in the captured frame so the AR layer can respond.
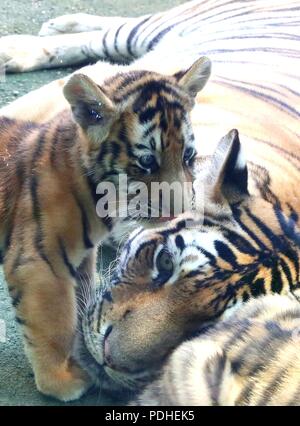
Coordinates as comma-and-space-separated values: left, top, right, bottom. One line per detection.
0, 0, 200, 72
0, 31, 110, 73
4, 249, 94, 401
39, 13, 136, 36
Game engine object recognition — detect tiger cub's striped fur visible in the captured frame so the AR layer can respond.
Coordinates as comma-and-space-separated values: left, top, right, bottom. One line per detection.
133, 294, 300, 406
0, 59, 211, 401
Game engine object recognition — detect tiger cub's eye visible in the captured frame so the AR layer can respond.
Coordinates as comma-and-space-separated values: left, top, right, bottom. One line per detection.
183, 147, 196, 165
89, 108, 102, 122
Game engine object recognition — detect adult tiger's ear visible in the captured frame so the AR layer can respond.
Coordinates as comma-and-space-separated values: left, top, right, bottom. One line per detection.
207, 129, 249, 205
175, 56, 211, 98
63, 74, 117, 143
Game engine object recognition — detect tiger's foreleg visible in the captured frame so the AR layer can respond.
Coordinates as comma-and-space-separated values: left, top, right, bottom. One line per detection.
4, 251, 94, 401
39, 13, 136, 36
0, 31, 108, 73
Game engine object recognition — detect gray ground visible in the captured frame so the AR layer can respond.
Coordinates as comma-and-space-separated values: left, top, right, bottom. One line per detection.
0, 0, 185, 406
0, 0, 184, 107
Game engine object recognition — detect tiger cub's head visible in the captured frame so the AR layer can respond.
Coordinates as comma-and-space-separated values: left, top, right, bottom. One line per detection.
76, 129, 300, 394
63, 58, 211, 225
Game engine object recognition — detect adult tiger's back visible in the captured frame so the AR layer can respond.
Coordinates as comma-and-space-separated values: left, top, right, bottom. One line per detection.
1, 1, 299, 215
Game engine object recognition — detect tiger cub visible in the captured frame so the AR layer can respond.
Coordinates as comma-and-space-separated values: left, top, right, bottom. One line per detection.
0, 57, 211, 401
133, 294, 300, 406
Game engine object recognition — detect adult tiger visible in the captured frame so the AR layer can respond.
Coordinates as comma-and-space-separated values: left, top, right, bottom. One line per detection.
73, 129, 300, 396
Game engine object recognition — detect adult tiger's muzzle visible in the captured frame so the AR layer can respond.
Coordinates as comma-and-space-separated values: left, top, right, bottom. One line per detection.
100, 299, 185, 373
82, 287, 194, 380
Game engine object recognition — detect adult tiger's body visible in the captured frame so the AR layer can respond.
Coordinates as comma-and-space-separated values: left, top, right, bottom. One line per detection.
0, 61, 211, 401
74, 130, 300, 395
0, 0, 299, 213
132, 294, 300, 406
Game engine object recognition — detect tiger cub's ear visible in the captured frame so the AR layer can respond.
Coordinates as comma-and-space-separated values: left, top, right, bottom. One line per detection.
208, 129, 249, 204
63, 74, 117, 143
176, 56, 211, 98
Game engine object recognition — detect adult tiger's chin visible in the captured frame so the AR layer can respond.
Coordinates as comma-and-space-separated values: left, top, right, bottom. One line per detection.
72, 307, 153, 399
72, 320, 126, 398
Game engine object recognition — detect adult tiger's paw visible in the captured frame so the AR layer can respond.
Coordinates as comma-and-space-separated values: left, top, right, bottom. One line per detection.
35, 359, 93, 402
39, 13, 98, 36
0, 35, 55, 73
39, 13, 132, 36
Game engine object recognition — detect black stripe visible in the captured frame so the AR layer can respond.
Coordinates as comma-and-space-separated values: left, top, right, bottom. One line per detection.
102, 30, 110, 59
58, 238, 77, 279
23, 333, 34, 346
11, 290, 22, 308
204, 350, 227, 405
246, 207, 285, 251
119, 121, 134, 158
222, 227, 257, 256
275, 205, 300, 247
147, 25, 176, 51
160, 219, 187, 239
222, 318, 252, 353
256, 365, 290, 406
35, 228, 56, 275
143, 123, 156, 139
101, 216, 113, 231
219, 78, 300, 119
113, 24, 125, 55
214, 240, 238, 268
116, 79, 182, 104
15, 316, 26, 326
86, 174, 99, 207
279, 257, 294, 290
30, 128, 56, 274
175, 235, 185, 252
197, 246, 217, 267
126, 16, 152, 58
139, 106, 157, 124
72, 191, 94, 249
271, 265, 283, 294
102, 291, 113, 302
231, 205, 269, 251
50, 125, 62, 167
134, 240, 157, 265
250, 277, 266, 297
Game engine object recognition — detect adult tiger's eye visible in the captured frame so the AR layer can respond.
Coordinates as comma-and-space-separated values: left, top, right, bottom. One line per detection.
183, 147, 196, 165
139, 154, 157, 170
156, 249, 174, 276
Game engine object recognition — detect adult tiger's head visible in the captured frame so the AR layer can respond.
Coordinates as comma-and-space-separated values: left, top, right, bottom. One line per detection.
63, 57, 211, 225
75, 130, 300, 395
